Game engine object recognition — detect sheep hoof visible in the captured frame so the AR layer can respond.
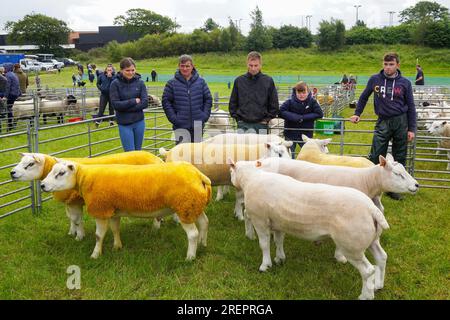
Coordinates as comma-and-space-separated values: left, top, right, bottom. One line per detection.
185, 254, 196, 261
274, 256, 286, 265
113, 243, 123, 251
75, 235, 84, 241
358, 292, 375, 300
259, 264, 271, 272
90, 252, 101, 259
335, 255, 347, 264
245, 232, 256, 240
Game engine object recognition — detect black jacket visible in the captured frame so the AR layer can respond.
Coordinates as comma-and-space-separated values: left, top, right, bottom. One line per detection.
229, 72, 279, 123
280, 90, 323, 140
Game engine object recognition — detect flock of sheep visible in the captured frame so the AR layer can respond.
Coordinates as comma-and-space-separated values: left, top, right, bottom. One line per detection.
11, 132, 421, 300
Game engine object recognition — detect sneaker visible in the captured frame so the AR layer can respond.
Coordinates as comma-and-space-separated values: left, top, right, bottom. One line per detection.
109, 121, 115, 126
95, 121, 100, 128
385, 192, 403, 201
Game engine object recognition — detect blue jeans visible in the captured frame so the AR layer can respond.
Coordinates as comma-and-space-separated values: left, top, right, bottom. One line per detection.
118, 119, 145, 152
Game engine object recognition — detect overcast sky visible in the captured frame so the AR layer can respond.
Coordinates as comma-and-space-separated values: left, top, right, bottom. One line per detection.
1, 0, 449, 34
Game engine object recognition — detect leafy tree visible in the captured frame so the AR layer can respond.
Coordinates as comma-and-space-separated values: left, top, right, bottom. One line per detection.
219, 29, 233, 52
114, 8, 179, 37
317, 19, 346, 51
201, 18, 220, 32
190, 29, 213, 53
399, 1, 449, 24
4, 13, 71, 53
423, 20, 450, 47
272, 25, 312, 49
246, 6, 272, 52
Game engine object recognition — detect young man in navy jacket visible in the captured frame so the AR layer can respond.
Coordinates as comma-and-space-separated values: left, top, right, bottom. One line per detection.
350, 52, 416, 200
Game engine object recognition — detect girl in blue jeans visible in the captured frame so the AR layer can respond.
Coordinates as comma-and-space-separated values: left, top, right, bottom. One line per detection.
109, 57, 148, 151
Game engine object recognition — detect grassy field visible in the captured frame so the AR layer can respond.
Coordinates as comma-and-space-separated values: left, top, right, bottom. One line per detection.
0, 46, 449, 299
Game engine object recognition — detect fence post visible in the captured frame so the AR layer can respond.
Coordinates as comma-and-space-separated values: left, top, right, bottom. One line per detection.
26, 121, 36, 215
339, 119, 345, 155
214, 92, 219, 111
33, 92, 42, 212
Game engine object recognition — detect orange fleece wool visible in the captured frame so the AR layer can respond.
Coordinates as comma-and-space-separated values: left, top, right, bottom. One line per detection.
73, 162, 211, 224
42, 151, 163, 204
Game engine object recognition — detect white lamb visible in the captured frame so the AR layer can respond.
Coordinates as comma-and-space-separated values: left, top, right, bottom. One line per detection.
428, 120, 450, 170
230, 160, 389, 300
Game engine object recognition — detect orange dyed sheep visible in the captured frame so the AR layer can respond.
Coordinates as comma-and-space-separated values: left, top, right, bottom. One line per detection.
41, 161, 212, 260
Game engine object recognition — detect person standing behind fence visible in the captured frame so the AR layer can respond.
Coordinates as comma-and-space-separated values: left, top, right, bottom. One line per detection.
151, 69, 157, 82
349, 52, 416, 200
162, 54, 212, 144
415, 65, 425, 86
110, 57, 148, 151
95, 64, 116, 127
2, 63, 21, 131
229, 51, 279, 134
280, 81, 323, 158
13, 63, 28, 96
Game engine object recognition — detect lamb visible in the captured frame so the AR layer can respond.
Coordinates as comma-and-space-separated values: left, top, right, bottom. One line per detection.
229, 160, 389, 300
428, 120, 450, 170
256, 154, 418, 222
204, 107, 230, 138
41, 161, 211, 260
159, 141, 292, 219
297, 134, 375, 168
10, 151, 164, 240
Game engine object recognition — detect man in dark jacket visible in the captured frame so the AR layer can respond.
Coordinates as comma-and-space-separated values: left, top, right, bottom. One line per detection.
350, 52, 416, 200
2, 63, 21, 131
415, 65, 424, 85
229, 51, 279, 134
96, 64, 116, 127
280, 81, 323, 158
162, 54, 212, 144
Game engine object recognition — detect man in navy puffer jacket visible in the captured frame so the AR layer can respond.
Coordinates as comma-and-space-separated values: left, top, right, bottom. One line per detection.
162, 54, 212, 144
2, 63, 21, 131
280, 81, 323, 158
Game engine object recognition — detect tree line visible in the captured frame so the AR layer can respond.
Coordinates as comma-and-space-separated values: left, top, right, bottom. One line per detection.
4, 1, 449, 60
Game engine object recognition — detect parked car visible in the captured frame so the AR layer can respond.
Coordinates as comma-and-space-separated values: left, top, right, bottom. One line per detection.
62, 58, 77, 66
19, 59, 42, 72
42, 59, 64, 70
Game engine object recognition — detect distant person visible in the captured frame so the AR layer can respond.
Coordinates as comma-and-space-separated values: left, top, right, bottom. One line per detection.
88, 71, 95, 84
151, 69, 157, 82
75, 74, 86, 87
95, 64, 116, 127
229, 51, 279, 134
162, 54, 212, 144
349, 52, 416, 200
2, 63, 21, 131
415, 65, 424, 85
110, 57, 148, 151
35, 73, 41, 89
72, 74, 77, 87
0, 67, 7, 120
14, 63, 29, 95
279, 81, 323, 158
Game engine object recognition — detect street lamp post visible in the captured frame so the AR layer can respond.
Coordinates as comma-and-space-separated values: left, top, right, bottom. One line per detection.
306, 15, 312, 31
388, 11, 395, 26
354, 5, 362, 24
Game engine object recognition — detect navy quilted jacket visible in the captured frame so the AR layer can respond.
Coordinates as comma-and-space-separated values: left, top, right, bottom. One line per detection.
109, 73, 148, 125
162, 69, 212, 130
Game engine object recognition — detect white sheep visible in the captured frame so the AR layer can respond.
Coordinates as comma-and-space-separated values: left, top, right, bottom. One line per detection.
204, 107, 230, 138
159, 141, 292, 219
203, 132, 285, 145
229, 160, 389, 300
428, 120, 450, 170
